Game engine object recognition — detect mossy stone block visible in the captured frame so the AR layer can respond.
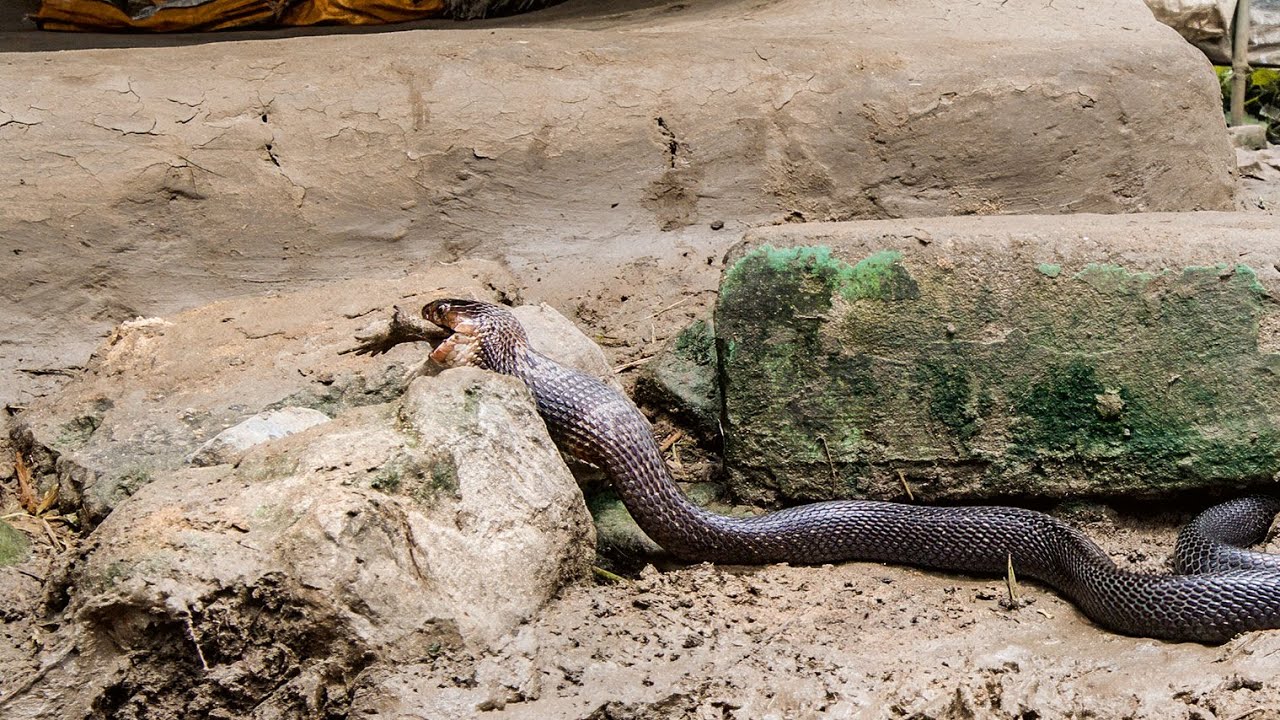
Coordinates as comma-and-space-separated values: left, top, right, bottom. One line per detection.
715, 214, 1280, 503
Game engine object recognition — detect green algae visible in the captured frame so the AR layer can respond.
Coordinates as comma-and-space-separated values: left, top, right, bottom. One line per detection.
370, 452, 460, 506
914, 356, 984, 443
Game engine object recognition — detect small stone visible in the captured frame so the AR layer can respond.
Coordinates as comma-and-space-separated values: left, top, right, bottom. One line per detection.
710, 220, 725, 231
1229, 124, 1268, 150
634, 318, 719, 439
1095, 390, 1125, 420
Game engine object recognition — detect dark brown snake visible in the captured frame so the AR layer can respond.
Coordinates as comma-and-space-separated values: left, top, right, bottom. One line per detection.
424, 298, 1280, 643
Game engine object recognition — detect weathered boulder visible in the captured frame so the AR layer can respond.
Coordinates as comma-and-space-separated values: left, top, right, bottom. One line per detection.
2, 368, 593, 719
715, 212, 1280, 503
516, 303, 624, 394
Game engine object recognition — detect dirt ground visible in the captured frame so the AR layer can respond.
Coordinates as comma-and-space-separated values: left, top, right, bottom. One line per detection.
9, 460, 1280, 718
357, 502, 1280, 719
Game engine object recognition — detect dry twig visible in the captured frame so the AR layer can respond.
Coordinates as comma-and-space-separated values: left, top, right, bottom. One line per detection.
14, 452, 37, 514
897, 469, 915, 502
613, 356, 654, 373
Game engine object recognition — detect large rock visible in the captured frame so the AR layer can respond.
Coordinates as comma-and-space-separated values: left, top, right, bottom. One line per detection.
11, 268, 618, 526
715, 212, 1280, 503
9, 263, 514, 525
0, 0, 1234, 409
1, 368, 594, 719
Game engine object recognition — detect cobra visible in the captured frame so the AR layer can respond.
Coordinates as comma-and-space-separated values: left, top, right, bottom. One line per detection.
423, 298, 1280, 643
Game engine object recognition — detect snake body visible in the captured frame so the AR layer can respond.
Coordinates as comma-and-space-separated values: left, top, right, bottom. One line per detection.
424, 299, 1280, 643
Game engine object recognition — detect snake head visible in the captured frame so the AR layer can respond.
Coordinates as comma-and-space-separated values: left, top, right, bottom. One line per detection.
422, 299, 526, 372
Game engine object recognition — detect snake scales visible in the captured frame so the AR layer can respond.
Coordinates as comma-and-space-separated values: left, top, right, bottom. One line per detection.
423, 298, 1280, 643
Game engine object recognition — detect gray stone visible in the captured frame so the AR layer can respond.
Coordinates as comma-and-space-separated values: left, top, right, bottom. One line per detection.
515, 304, 624, 393
5, 368, 594, 718
716, 212, 1280, 504
587, 491, 665, 569
1230, 124, 1270, 150
635, 317, 721, 439
12, 277, 623, 528
10, 263, 522, 526
186, 406, 331, 467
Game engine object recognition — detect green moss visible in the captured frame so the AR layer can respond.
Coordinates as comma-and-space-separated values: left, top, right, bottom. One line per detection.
721, 245, 918, 310
1037, 264, 1061, 278
914, 356, 982, 442
1012, 361, 1129, 454
370, 452, 459, 506
0, 520, 29, 567
718, 246, 926, 501
841, 251, 919, 301
1181, 263, 1267, 296
672, 319, 714, 366
428, 457, 459, 495
1072, 263, 1159, 293
56, 414, 103, 450
370, 467, 402, 493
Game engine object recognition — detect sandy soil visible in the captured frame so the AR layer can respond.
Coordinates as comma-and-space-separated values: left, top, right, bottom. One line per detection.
4, 210, 1280, 717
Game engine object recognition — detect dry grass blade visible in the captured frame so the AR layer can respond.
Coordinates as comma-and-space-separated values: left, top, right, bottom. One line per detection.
658, 431, 684, 453
35, 484, 59, 516
591, 566, 628, 584
819, 437, 837, 483
1005, 552, 1021, 606
40, 517, 63, 552
14, 452, 38, 515
613, 355, 654, 373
